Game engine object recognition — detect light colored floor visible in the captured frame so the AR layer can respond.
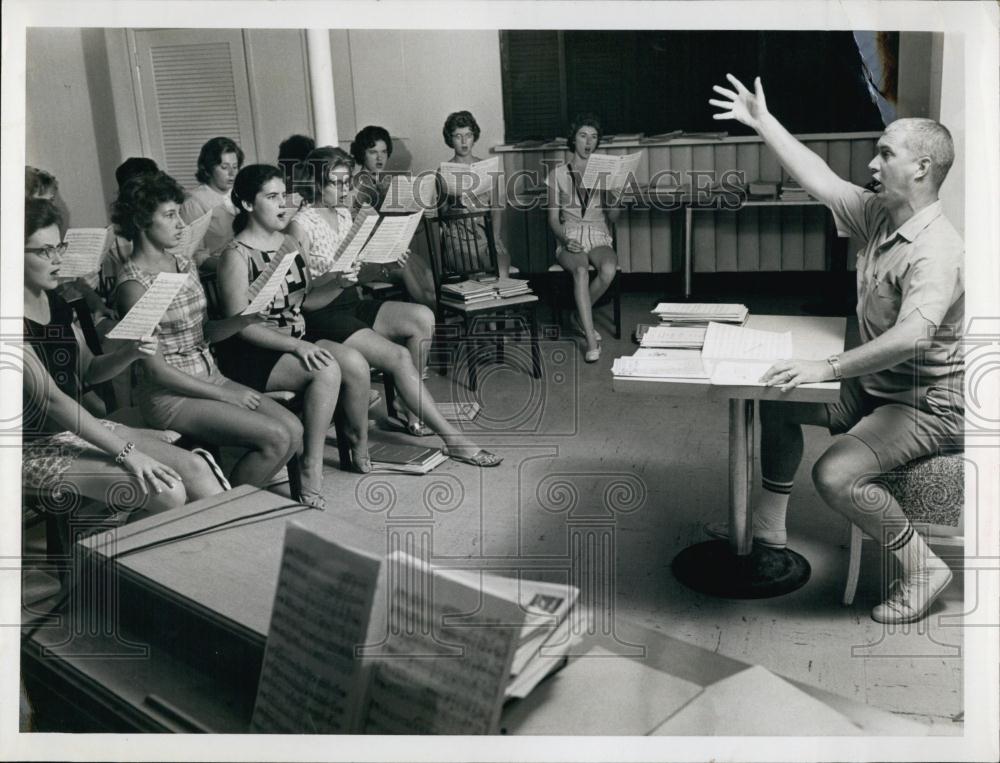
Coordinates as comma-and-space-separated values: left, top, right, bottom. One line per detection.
306, 291, 964, 733
21, 291, 964, 733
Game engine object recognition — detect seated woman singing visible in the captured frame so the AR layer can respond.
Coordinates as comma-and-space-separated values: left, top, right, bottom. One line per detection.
546, 114, 623, 363
22, 199, 225, 516
216, 164, 374, 504
349, 125, 437, 309
288, 147, 502, 468
180, 136, 244, 268
114, 171, 303, 493
437, 110, 511, 278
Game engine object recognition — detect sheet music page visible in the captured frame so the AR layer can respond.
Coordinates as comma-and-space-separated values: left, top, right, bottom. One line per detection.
250, 523, 382, 733
652, 302, 747, 318
580, 153, 622, 189
167, 210, 213, 261
57, 227, 111, 278
330, 208, 378, 272
380, 175, 416, 213
243, 250, 298, 314
611, 152, 642, 189
701, 321, 793, 362
358, 212, 422, 264
641, 325, 707, 347
471, 156, 500, 196
708, 360, 777, 386
612, 352, 708, 378
360, 551, 522, 734
105, 272, 189, 340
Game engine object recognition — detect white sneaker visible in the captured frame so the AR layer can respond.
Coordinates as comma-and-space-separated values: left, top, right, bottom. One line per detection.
871, 565, 953, 624
703, 521, 787, 550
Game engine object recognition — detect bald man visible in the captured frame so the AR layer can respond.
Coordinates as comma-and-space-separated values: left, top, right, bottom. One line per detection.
708, 75, 963, 624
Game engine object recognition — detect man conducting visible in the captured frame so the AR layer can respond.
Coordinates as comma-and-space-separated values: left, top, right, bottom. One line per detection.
708, 75, 963, 624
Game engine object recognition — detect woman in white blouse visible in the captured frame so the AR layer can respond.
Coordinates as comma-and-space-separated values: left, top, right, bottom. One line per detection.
179, 136, 244, 268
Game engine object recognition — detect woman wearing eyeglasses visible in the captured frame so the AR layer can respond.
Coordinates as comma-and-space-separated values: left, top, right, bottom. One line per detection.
22, 198, 225, 516
114, 171, 304, 492
288, 148, 502, 468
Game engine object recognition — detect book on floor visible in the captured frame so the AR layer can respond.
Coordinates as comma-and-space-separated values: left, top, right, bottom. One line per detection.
368, 442, 448, 474
251, 526, 579, 733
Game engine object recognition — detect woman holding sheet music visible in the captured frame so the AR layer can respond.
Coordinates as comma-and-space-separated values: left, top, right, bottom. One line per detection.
216, 164, 375, 500
289, 149, 502, 468
547, 114, 623, 363
349, 125, 437, 309
114, 172, 303, 494
22, 198, 226, 515
180, 136, 244, 268
437, 110, 511, 278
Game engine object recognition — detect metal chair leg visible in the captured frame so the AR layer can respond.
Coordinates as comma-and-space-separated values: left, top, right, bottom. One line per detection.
612, 271, 622, 339
529, 309, 542, 379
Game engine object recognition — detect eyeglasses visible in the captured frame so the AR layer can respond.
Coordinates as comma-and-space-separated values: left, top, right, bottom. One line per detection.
25, 243, 68, 259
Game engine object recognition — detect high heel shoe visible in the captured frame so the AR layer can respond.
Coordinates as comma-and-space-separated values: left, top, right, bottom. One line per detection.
295, 489, 327, 509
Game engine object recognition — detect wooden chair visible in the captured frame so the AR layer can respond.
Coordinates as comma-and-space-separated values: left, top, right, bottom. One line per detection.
199, 269, 353, 473
428, 208, 541, 391
545, 224, 623, 340
843, 453, 964, 605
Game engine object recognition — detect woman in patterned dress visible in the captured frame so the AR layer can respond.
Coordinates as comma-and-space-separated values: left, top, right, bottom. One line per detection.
547, 114, 623, 363
288, 149, 502, 468
114, 172, 303, 491
216, 164, 375, 505
22, 198, 223, 516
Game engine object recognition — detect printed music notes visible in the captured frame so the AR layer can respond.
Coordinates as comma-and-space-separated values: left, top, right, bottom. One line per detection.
167, 210, 213, 261
243, 250, 298, 315
580, 152, 642, 190
329, 207, 422, 269
57, 227, 114, 279
380, 173, 437, 213
701, 321, 793, 386
105, 272, 189, 340
438, 156, 501, 199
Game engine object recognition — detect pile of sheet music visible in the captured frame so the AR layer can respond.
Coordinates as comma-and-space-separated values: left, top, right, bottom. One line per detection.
440, 277, 533, 308
638, 324, 707, 349
651, 302, 748, 326
368, 442, 448, 474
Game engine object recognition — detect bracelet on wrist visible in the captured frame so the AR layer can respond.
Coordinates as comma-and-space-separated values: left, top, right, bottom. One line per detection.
115, 441, 136, 465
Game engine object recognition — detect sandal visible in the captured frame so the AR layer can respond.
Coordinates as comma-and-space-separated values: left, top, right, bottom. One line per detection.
368, 389, 382, 409
445, 449, 503, 468
191, 447, 231, 491
351, 449, 373, 474
295, 489, 327, 509
385, 414, 434, 437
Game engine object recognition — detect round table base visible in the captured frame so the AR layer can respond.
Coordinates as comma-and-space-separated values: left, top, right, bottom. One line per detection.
672, 540, 811, 599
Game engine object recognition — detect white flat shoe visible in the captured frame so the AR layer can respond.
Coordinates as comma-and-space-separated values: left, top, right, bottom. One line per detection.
584, 346, 601, 363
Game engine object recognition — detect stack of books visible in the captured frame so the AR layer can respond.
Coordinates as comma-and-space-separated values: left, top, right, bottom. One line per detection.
440, 277, 533, 308
440, 280, 499, 307
368, 442, 448, 474
651, 302, 749, 326
747, 179, 781, 199
780, 177, 812, 201
639, 324, 707, 349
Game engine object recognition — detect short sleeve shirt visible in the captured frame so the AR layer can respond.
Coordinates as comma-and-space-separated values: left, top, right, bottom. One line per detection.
827, 185, 964, 409
181, 184, 238, 261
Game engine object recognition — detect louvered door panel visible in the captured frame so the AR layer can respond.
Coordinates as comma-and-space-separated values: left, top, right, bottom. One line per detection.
133, 29, 256, 187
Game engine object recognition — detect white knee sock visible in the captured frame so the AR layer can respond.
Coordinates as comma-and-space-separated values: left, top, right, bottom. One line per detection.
884, 522, 937, 576
756, 477, 793, 530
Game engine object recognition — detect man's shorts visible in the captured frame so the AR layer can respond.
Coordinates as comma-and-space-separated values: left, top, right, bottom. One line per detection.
826, 377, 963, 471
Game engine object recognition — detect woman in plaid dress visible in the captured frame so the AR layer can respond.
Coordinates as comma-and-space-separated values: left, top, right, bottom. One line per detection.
114, 172, 303, 490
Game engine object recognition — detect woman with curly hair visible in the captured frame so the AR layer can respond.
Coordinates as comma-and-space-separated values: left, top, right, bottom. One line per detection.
180, 136, 245, 266
546, 114, 623, 363
437, 110, 511, 277
22, 198, 224, 516
114, 171, 303, 490
349, 125, 437, 308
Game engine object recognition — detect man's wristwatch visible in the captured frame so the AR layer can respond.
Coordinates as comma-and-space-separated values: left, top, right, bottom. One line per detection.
826, 354, 843, 381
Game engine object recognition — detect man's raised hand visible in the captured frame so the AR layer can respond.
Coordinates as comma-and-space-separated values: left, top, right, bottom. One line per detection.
710, 74, 768, 129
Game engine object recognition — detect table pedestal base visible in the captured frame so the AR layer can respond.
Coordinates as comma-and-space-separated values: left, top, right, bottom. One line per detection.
672, 540, 811, 599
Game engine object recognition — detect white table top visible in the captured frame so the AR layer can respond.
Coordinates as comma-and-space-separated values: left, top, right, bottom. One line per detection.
612, 314, 846, 404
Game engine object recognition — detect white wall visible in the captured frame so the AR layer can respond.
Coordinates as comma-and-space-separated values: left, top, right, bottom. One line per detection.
26, 28, 114, 227
332, 30, 505, 174
936, 33, 964, 238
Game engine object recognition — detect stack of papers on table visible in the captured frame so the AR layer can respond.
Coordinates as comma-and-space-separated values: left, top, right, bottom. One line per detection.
639, 325, 707, 349
612, 350, 707, 379
651, 302, 748, 326
368, 442, 448, 474
701, 321, 791, 386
